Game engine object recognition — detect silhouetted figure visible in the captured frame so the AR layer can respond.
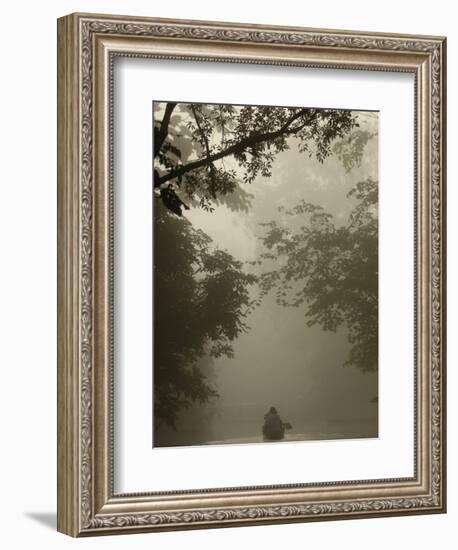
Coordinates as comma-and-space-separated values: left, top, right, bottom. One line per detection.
262, 406, 285, 441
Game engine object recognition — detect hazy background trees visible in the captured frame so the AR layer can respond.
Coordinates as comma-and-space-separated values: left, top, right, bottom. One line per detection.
258, 177, 377, 373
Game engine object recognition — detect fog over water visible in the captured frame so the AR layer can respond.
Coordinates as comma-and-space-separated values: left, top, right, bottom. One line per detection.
155, 110, 378, 447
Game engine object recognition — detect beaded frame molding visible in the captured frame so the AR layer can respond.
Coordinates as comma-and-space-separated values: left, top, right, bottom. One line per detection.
57, 13, 446, 537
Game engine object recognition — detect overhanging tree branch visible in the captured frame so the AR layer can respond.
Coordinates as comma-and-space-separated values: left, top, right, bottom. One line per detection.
155, 108, 314, 188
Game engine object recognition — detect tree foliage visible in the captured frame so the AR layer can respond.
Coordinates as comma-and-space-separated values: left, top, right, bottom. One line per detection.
154, 102, 359, 214
258, 178, 378, 372
154, 203, 257, 428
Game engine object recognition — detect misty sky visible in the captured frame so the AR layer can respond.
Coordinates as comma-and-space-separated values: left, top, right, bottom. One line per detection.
154, 105, 378, 446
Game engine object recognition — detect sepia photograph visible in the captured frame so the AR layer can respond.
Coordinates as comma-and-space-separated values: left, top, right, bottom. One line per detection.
153, 100, 379, 448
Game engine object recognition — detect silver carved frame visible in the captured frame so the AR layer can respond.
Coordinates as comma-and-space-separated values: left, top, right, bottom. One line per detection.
57, 13, 446, 536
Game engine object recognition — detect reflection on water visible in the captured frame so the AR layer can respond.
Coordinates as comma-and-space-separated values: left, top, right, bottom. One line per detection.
207, 431, 377, 446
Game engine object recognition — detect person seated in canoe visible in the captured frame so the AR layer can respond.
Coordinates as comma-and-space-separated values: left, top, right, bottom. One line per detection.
263, 406, 287, 441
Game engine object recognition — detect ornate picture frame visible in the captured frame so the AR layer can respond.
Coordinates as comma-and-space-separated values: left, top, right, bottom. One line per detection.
57, 12, 446, 536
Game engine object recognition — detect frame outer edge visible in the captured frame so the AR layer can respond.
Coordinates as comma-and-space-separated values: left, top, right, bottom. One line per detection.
439, 37, 446, 512
68, 11, 447, 41
56, 12, 447, 536
57, 14, 82, 537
